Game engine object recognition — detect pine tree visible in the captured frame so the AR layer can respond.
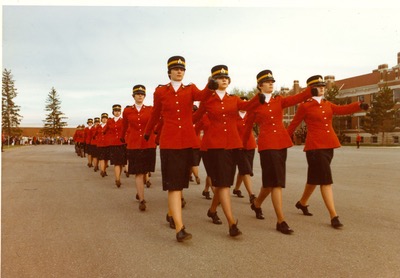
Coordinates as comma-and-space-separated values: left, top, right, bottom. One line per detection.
364, 85, 396, 144
2, 68, 23, 136
41, 87, 68, 138
325, 85, 351, 142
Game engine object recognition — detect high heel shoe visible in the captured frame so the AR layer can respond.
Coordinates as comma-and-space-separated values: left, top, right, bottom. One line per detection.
331, 216, 343, 229
207, 209, 222, 224
276, 221, 294, 234
229, 220, 242, 237
295, 201, 313, 216
251, 203, 265, 220
176, 226, 192, 242
202, 191, 211, 200
166, 214, 175, 229
233, 189, 244, 198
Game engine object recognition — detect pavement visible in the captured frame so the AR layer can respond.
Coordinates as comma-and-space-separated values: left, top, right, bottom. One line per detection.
1, 144, 400, 277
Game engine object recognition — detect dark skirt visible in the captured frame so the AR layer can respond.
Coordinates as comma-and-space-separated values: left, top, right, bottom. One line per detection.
202, 149, 238, 187
192, 148, 201, 166
237, 149, 255, 176
109, 145, 127, 166
86, 144, 95, 156
127, 148, 156, 175
259, 148, 287, 188
160, 148, 193, 191
306, 149, 334, 185
97, 146, 110, 161
91, 145, 99, 158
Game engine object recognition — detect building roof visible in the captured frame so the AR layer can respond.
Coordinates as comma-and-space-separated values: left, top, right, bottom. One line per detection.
335, 72, 381, 90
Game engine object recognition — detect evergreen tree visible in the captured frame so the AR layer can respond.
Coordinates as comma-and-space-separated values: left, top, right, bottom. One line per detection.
364, 85, 396, 144
325, 85, 351, 141
2, 68, 22, 136
41, 87, 68, 138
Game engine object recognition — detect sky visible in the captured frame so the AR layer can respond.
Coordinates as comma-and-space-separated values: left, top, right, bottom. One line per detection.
2, 0, 400, 127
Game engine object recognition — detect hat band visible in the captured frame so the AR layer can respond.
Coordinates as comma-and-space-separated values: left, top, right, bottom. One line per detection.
257, 74, 274, 83
212, 69, 229, 77
168, 60, 186, 67
133, 88, 145, 93
307, 79, 325, 86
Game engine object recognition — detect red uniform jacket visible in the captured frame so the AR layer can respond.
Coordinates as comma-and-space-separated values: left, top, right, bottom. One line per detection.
122, 105, 156, 150
84, 126, 94, 145
144, 83, 212, 149
246, 87, 312, 151
287, 99, 362, 151
106, 117, 124, 147
200, 93, 261, 150
90, 124, 100, 146
96, 124, 109, 147
237, 112, 257, 150
73, 129, 85, 143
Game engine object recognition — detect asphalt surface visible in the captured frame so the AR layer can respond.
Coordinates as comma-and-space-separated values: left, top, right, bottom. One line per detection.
1, 144, 400, 277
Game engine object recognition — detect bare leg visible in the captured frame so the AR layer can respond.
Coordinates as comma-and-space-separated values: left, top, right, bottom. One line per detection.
233, 173, 242, 191
320, 184, 337, 218
271, 187, 285, 223
253, 187, 272, 208
241, 174, 254, 196
299, 183, 317, 206
168, 190, 184, 232
114, 165, 122, 182
135, 174, 145, 201
214, 187, 235, 226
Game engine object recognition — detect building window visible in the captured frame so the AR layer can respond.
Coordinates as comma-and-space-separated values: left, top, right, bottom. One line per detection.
371, 136, 378, 143
393, 136, 399, 144
393, 89, 400, 103
358, 95, 365, 102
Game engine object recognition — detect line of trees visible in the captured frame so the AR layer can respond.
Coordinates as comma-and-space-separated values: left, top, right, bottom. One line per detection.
2, 68, 68, 140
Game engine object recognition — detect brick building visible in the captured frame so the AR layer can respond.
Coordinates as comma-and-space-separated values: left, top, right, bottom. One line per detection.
282, 52, 400, 145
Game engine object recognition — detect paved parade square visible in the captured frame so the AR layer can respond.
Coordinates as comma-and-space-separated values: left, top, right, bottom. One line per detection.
2, 145, 400, 277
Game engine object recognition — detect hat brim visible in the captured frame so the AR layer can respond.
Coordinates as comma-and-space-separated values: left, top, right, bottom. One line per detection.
258, 77, 275, 83
169, 65, 186, 70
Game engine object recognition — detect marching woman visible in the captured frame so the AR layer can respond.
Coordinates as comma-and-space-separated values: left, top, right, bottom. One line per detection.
232, 96, 257, 204
91, 117, 101, 172
193, 106, 213, 200
200, 65, 263, 237
287, 75, 369, 229
144, 56, 216, 242
107, 104, 127, 188
246, 69, 313, 235
97, 113, 110, 178
122, 85, 156, 211
84, 118, 94, 168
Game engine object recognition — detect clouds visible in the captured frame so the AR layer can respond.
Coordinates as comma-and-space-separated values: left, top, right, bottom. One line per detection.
3, 4, 400, 127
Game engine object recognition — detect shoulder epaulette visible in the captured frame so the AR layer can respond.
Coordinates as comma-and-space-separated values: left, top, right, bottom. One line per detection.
185, 83, 193, 86
125, 105, 130, 108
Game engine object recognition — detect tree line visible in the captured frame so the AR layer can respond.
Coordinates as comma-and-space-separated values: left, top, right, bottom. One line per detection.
2, 68, 399, 144
2, 69, 68, 140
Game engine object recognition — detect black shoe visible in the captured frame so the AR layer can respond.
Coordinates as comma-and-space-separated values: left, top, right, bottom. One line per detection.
181, 198, 187, 208
166, 214, 175, 229
176, 226, 192, 242
202, 191, 211, 200
295, 201, 313, 216
195, 176, 201, 185
233, 189, 244, 198
229, 221, 242, 237
125, 171, 129, 178
145, 180, 151, 188
115, 180, 121, 188
331, 216, 343, 229
139, 200, 146, 211
276, 221, 294, 234
135, 194, 139, 200
207, 210, 222, 224
251, 203, 265, 220
249, 194, 256, 204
